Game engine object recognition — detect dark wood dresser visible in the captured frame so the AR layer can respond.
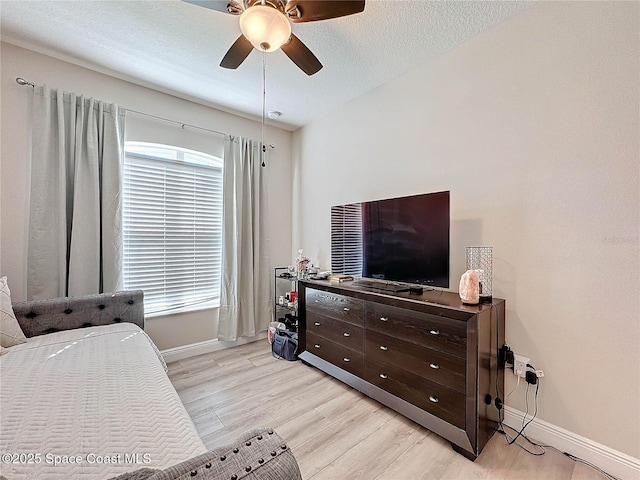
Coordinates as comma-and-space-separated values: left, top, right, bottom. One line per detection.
297, 279, 505, 460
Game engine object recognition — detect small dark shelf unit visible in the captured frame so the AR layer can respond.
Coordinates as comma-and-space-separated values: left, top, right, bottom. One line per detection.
274, 267, 298, 331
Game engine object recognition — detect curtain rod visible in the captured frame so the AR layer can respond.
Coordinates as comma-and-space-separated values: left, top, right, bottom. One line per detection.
16, 77, 271, 143
16, 77, 35, 88
125, 109, 225, 138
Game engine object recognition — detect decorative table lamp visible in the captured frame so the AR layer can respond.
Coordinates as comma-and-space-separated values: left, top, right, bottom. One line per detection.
465, 246, 493, 303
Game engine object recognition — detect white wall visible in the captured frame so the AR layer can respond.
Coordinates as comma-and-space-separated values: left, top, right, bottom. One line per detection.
0, 42, 293, 350
292, 1, 639, 459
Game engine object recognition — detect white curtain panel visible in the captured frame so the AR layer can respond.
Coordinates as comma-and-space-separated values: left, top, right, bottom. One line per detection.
218, 136, 271, 341
27, 86, 124, 300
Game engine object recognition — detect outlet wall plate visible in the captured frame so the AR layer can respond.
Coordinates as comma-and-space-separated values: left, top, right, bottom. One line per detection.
513, 354, 530, 378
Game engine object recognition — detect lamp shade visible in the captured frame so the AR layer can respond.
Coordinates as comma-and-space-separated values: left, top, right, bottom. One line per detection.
466, 246, 493, 302
239, 5, 292, 52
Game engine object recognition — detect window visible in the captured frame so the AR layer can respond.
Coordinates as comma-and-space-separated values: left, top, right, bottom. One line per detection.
331, 203, 363, 276
123, 142, 223, 316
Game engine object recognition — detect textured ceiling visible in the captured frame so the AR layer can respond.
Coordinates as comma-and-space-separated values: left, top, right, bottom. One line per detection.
1, 0, 531, 131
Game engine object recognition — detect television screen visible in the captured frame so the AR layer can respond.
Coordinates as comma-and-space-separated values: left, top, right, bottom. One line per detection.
331, 191, 450, 288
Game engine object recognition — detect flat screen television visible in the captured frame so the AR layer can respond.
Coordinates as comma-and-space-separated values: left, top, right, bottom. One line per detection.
331, 191, 450, 288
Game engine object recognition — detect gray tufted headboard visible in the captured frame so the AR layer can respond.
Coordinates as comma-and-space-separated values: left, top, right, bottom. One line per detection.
12, 290, 144, 338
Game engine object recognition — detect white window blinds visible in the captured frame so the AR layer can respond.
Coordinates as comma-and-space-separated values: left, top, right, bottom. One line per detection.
330, 203, 363, 276
123, 142, 223, 315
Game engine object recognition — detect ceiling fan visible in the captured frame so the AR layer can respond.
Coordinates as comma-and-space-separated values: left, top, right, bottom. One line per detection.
183, 0, 366, 75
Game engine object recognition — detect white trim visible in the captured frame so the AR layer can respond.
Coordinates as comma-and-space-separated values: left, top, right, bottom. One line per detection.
160, 332, 268, 363
503, 406, 640, 480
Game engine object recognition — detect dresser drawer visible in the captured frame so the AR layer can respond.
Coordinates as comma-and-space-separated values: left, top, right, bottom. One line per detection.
306, 289, 364, 327
307, 312, 364, 353
366, 329, 466, 393
366, 359, 465, 428
366, 303, 467, 357
306, 332, 364, 378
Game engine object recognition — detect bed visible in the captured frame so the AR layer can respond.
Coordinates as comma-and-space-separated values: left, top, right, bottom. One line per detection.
1, 291, 206, 479
0, 290, 301, 480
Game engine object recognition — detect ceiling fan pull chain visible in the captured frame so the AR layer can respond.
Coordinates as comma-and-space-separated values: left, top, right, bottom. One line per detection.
261, 46, 267, 167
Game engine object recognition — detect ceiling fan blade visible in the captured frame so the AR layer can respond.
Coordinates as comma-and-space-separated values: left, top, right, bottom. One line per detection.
220, 35, 254, 69
182, 0, 243, 15
285, 0, 365, 23
281, 33, 323, 76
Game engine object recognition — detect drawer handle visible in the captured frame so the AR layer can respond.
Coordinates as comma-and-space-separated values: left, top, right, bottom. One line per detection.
379, 345, 388, 351
314, 322, 321, 326
314, 344, 321, 349
379, 373, 388, 379
380, 316, 388, 322
343, 357, 350, 362
343, 307, 350, 311
429, 363, 440, 369
430, 329, 440, 335
429, 395, 439, 403
343, 332, 350, 337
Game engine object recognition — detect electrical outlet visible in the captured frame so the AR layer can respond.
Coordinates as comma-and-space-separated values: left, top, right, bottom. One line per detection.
513, 354, 530, 378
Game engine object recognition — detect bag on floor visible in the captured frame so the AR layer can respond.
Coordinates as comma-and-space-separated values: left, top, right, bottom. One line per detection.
272, 329, 298, 361
268, 322, 286, 344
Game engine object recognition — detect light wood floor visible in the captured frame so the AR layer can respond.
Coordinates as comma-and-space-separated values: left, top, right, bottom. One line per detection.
168, 341, 606, 480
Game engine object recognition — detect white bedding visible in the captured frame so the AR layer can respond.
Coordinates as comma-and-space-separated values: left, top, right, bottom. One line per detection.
0, 323, 207, 479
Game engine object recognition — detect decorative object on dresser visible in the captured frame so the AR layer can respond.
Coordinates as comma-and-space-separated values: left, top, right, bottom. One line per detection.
297, 279, 505, 460
327, 274, 354, 284
459, 269, 480, 305
466, 246, 493, 303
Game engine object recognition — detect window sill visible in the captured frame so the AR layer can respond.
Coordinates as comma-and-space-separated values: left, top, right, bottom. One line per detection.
145, 300, 219, 319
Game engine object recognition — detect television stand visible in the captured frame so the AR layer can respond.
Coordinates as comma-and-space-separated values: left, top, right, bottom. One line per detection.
297, 279, 505, 460
352, 279, 410, 292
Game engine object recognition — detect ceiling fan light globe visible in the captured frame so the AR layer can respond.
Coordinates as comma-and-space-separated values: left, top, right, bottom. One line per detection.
239, 5, 291, 53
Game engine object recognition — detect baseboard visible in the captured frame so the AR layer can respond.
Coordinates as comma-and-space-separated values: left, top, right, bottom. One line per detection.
503, 406, 640, 480
160, 332, 267, 363
160, 342, 639, 479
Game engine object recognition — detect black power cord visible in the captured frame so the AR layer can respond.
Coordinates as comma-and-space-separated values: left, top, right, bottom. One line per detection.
560, 452, 622, 480
491, 302, 504, 423
492, 330, 621, 480
501, 381, 542, 450
491, 298, 536, 449
514, 430, 623, 480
